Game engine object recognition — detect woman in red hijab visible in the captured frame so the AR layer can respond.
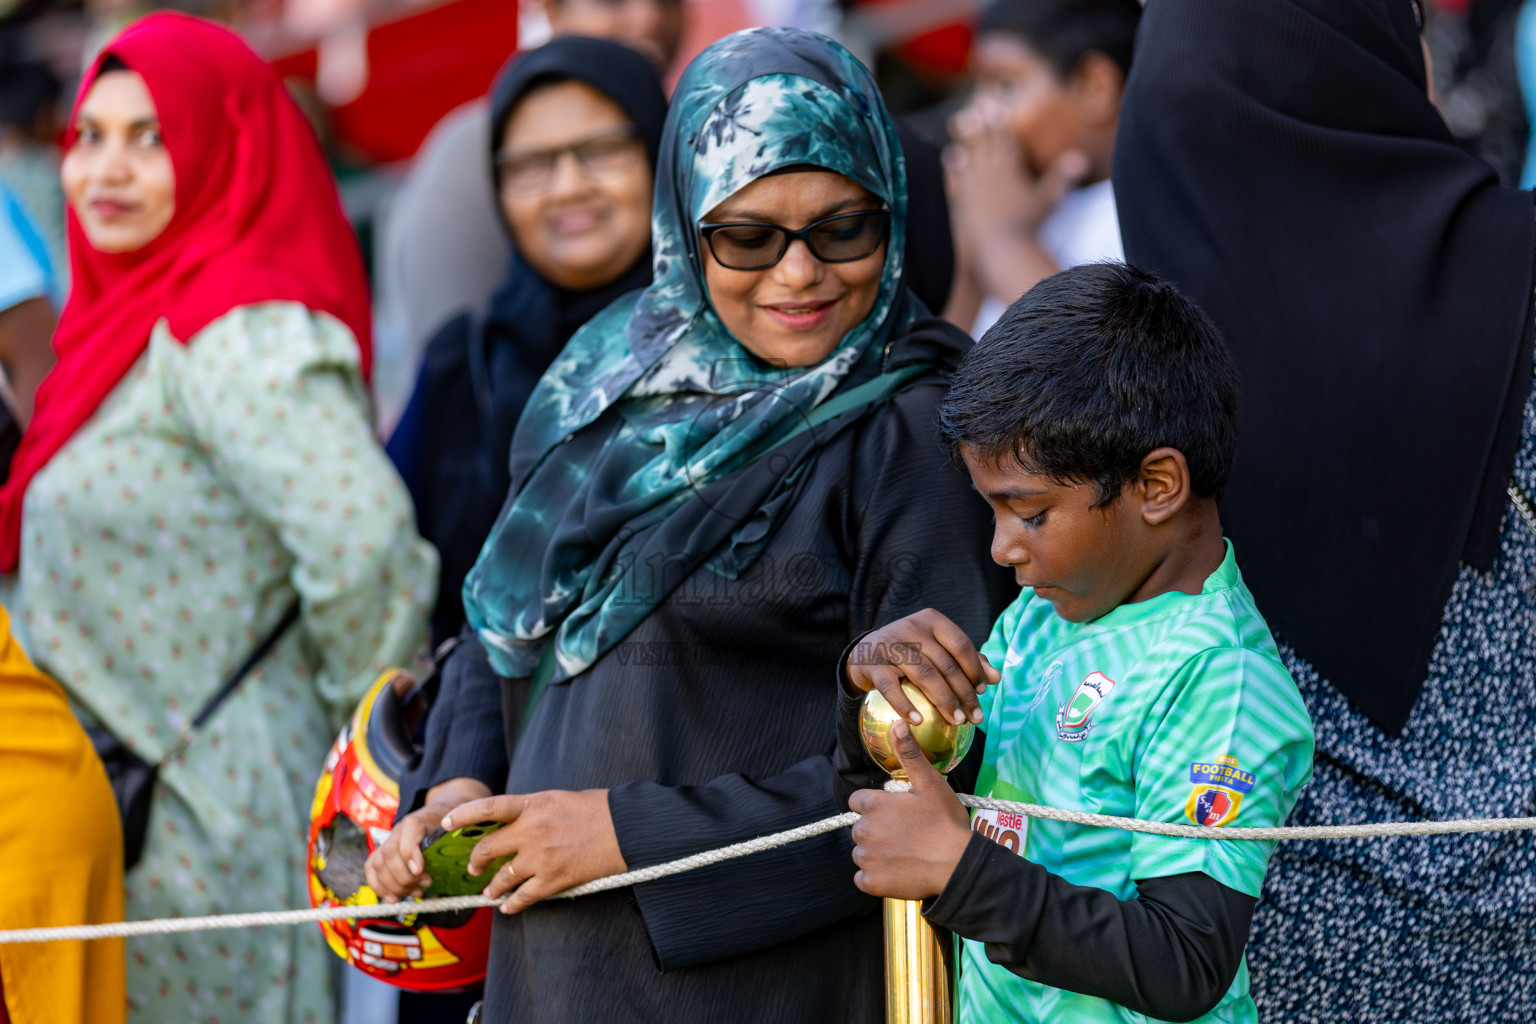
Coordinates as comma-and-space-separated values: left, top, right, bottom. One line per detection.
5, 14, 436, 1023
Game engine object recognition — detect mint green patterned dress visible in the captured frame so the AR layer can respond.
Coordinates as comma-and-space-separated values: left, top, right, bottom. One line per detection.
16, 302, 437, 1024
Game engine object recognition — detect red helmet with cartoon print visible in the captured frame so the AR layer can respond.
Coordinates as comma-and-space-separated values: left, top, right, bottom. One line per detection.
306, 669, 492, 991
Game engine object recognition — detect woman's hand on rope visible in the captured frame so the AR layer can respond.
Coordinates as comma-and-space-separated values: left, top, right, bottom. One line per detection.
443, 789, 627, 913
848, 720, 972, 900
365, 776, 494, 901
845, 607, 999, 726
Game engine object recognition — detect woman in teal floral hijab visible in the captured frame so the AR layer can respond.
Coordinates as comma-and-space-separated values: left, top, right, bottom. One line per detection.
373, 27, 1013, 1024
463, 27, 923, 683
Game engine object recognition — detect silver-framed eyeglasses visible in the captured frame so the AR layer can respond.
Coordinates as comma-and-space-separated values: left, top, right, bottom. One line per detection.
699, 209, 891, 271
495, 127, 643, 195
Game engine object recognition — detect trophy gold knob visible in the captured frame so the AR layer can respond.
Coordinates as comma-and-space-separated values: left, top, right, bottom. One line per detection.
858, 685, 974, 779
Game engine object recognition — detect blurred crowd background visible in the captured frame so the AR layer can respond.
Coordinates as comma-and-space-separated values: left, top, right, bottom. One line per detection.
0, 0, 995, 439
3, 0, 1529, 433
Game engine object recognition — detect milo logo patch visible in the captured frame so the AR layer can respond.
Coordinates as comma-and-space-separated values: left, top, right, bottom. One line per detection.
971, 807, 1027, 854
970, 780, 1034, 856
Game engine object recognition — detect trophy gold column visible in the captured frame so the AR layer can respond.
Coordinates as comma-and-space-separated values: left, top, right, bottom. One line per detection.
859, 686, 974, 1024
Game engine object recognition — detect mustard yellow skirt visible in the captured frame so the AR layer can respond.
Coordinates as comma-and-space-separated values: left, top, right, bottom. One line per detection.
0, 604, 125, 1024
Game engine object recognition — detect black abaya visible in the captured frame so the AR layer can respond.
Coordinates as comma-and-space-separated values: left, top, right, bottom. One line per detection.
1113, 0, 1536, 733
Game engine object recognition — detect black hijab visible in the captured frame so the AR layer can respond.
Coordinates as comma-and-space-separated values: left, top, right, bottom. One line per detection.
484, 35, 669, 361
1114, 0, 1536, 734
392, 36, 667, 644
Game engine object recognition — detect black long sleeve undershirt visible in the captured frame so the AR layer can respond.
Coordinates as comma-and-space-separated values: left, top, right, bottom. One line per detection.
833, 675, 1256, 1022
926, 835, 1255, 1022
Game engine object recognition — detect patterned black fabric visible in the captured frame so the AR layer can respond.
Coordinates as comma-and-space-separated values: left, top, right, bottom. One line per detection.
1249, 374, 1536, 1018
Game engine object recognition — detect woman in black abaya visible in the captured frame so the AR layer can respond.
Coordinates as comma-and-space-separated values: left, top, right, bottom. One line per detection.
1114, 0, 1536, 1016
368, 28, 1013, 1022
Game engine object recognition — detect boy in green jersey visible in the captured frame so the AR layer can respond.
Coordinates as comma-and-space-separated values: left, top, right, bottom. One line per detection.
836, 263, 1314, 1023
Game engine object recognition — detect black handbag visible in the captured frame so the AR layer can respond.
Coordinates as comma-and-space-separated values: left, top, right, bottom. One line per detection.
88, 599, 301, 869
0, 394, 21, 485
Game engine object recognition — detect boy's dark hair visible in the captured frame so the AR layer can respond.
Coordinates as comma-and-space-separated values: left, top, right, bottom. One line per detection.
938, 262, 1241, 505
978, 0, 1143, 78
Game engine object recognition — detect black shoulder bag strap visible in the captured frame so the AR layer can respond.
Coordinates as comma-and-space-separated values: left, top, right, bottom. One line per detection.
167, 597, 303, 758
98, 597, 301, 868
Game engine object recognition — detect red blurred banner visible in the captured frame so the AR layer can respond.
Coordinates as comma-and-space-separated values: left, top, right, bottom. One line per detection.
271, 0, 518, 164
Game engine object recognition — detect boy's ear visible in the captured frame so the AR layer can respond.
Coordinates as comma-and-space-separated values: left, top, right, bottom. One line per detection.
1067, 52, 1125, 127
1136, 448, 1191, 526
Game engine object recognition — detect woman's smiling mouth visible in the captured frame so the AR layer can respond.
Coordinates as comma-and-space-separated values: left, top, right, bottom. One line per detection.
762, 298, 839, 330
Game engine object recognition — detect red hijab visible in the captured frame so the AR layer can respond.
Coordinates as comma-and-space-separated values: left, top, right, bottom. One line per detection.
0, 12, 372, 572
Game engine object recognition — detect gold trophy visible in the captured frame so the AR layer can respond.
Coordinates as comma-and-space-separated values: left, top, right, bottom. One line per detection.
859, 684, 974, 1024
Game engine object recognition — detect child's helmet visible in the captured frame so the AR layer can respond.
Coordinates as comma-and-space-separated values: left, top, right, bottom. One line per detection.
306, 669, 492, 991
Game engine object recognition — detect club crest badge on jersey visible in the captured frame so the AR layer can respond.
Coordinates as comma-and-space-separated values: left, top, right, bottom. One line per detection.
1184, 754, 1255, 827
1056, 671, 1116, 741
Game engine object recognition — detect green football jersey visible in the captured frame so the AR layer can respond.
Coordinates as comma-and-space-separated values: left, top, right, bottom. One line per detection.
959, 540, 1314, 1024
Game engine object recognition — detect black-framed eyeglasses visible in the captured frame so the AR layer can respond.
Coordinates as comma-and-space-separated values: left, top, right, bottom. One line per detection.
495, 127, 643, 195
699, 209, 890, 271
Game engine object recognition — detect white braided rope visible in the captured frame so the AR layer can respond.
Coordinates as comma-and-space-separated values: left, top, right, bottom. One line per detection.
0, 812, 860, 946
0, 895, 499, 946
5, 789, 1536, 946
560, 811, 863, 895
945, 789, 1536, 841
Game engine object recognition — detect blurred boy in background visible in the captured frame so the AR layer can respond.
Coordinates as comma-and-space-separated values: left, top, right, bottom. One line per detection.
943, 0, 1140, 336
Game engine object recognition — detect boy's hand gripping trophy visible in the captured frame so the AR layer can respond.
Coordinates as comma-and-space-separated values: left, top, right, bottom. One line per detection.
859, 685, 974, 1024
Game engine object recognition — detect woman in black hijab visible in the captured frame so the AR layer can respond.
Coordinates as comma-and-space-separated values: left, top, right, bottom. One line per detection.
1115, 0, 1536, 1016
387, 36, 668, 644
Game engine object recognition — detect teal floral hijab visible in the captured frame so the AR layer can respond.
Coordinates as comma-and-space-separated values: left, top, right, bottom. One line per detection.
464, 27, 928, 682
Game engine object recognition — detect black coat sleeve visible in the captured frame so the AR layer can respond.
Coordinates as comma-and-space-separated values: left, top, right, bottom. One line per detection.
395, 628, 509, 818
609, 754, 863, 971
926, 833, 1256, 1022
608, 384, 1015, 971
